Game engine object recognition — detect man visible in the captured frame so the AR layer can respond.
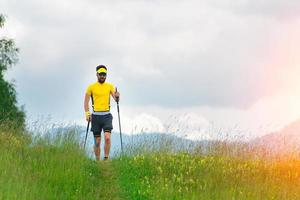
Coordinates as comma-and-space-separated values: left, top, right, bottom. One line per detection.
84, 65, 120, 161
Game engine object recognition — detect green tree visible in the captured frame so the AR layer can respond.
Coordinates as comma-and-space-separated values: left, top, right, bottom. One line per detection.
0, 14, 25, 128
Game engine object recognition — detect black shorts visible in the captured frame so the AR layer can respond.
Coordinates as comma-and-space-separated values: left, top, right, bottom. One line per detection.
91, 113, 113, 137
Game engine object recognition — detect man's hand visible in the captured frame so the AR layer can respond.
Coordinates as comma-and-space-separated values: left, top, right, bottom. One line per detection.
115, 88, 120, 102
85, 111, 91, 121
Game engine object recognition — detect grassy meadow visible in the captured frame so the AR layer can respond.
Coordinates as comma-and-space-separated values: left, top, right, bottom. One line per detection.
1, 122, 300, 199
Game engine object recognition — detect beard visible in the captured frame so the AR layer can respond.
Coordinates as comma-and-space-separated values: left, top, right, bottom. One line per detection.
98, 77, 106, 83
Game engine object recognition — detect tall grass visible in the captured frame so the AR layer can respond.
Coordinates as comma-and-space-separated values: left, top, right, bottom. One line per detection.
112, 134, 300, 200
3, 121, 300, 199
0, 122, 106, 200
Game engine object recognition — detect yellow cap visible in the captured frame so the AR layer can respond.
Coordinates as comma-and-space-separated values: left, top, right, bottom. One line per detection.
97, 68, 107, 74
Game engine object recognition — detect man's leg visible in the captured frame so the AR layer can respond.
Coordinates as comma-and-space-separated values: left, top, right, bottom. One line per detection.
94, 135, 101, 161
91, 114, 102, 161
104, 131, 111, 159
103, 113, 113, 160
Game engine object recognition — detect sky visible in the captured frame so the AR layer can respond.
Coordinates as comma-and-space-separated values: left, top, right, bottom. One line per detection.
1, 0, 300, 140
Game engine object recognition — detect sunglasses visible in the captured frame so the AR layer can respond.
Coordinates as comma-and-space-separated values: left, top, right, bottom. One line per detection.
98, 73, 107, 77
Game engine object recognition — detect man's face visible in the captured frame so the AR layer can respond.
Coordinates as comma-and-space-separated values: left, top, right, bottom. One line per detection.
97, 73, 106, 83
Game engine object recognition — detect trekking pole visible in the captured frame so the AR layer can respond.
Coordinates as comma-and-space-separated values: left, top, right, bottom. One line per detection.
84, 120, 90, 150
116, 88, 124, 155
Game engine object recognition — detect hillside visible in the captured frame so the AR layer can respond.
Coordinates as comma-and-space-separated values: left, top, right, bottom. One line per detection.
252, 118, 300, 154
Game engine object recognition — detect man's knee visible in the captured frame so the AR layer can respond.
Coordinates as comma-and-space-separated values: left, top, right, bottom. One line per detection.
94, 136, 101, 147
105, 137, 111, 144
104, 133, 111, 143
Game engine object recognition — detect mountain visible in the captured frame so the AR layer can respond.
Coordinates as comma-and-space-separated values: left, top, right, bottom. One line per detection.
44, 124, 216, 159
82, 130, 209, 158
251, 118, 300, 154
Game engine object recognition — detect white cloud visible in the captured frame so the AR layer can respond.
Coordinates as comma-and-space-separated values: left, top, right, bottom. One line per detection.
165, 112, 211, 140
115, 113, 165, 135
3, 0, 292, 108
112, 111, 211, 140
2, 0, 300, 137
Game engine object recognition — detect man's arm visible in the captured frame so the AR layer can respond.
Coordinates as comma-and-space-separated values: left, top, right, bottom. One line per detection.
111, 89, 120, 102
84, 93, 91, 121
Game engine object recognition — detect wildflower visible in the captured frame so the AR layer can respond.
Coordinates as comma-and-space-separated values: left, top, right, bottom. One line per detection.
157, 166, 163, 174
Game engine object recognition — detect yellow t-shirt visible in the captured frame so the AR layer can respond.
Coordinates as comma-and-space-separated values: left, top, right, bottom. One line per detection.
86, 82, 115, 112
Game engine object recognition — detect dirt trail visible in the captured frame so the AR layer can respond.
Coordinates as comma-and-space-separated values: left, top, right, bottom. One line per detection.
97, 161, 122, 200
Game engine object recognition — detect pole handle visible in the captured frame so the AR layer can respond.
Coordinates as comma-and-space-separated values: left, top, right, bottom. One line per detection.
115, 87, 119, 103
